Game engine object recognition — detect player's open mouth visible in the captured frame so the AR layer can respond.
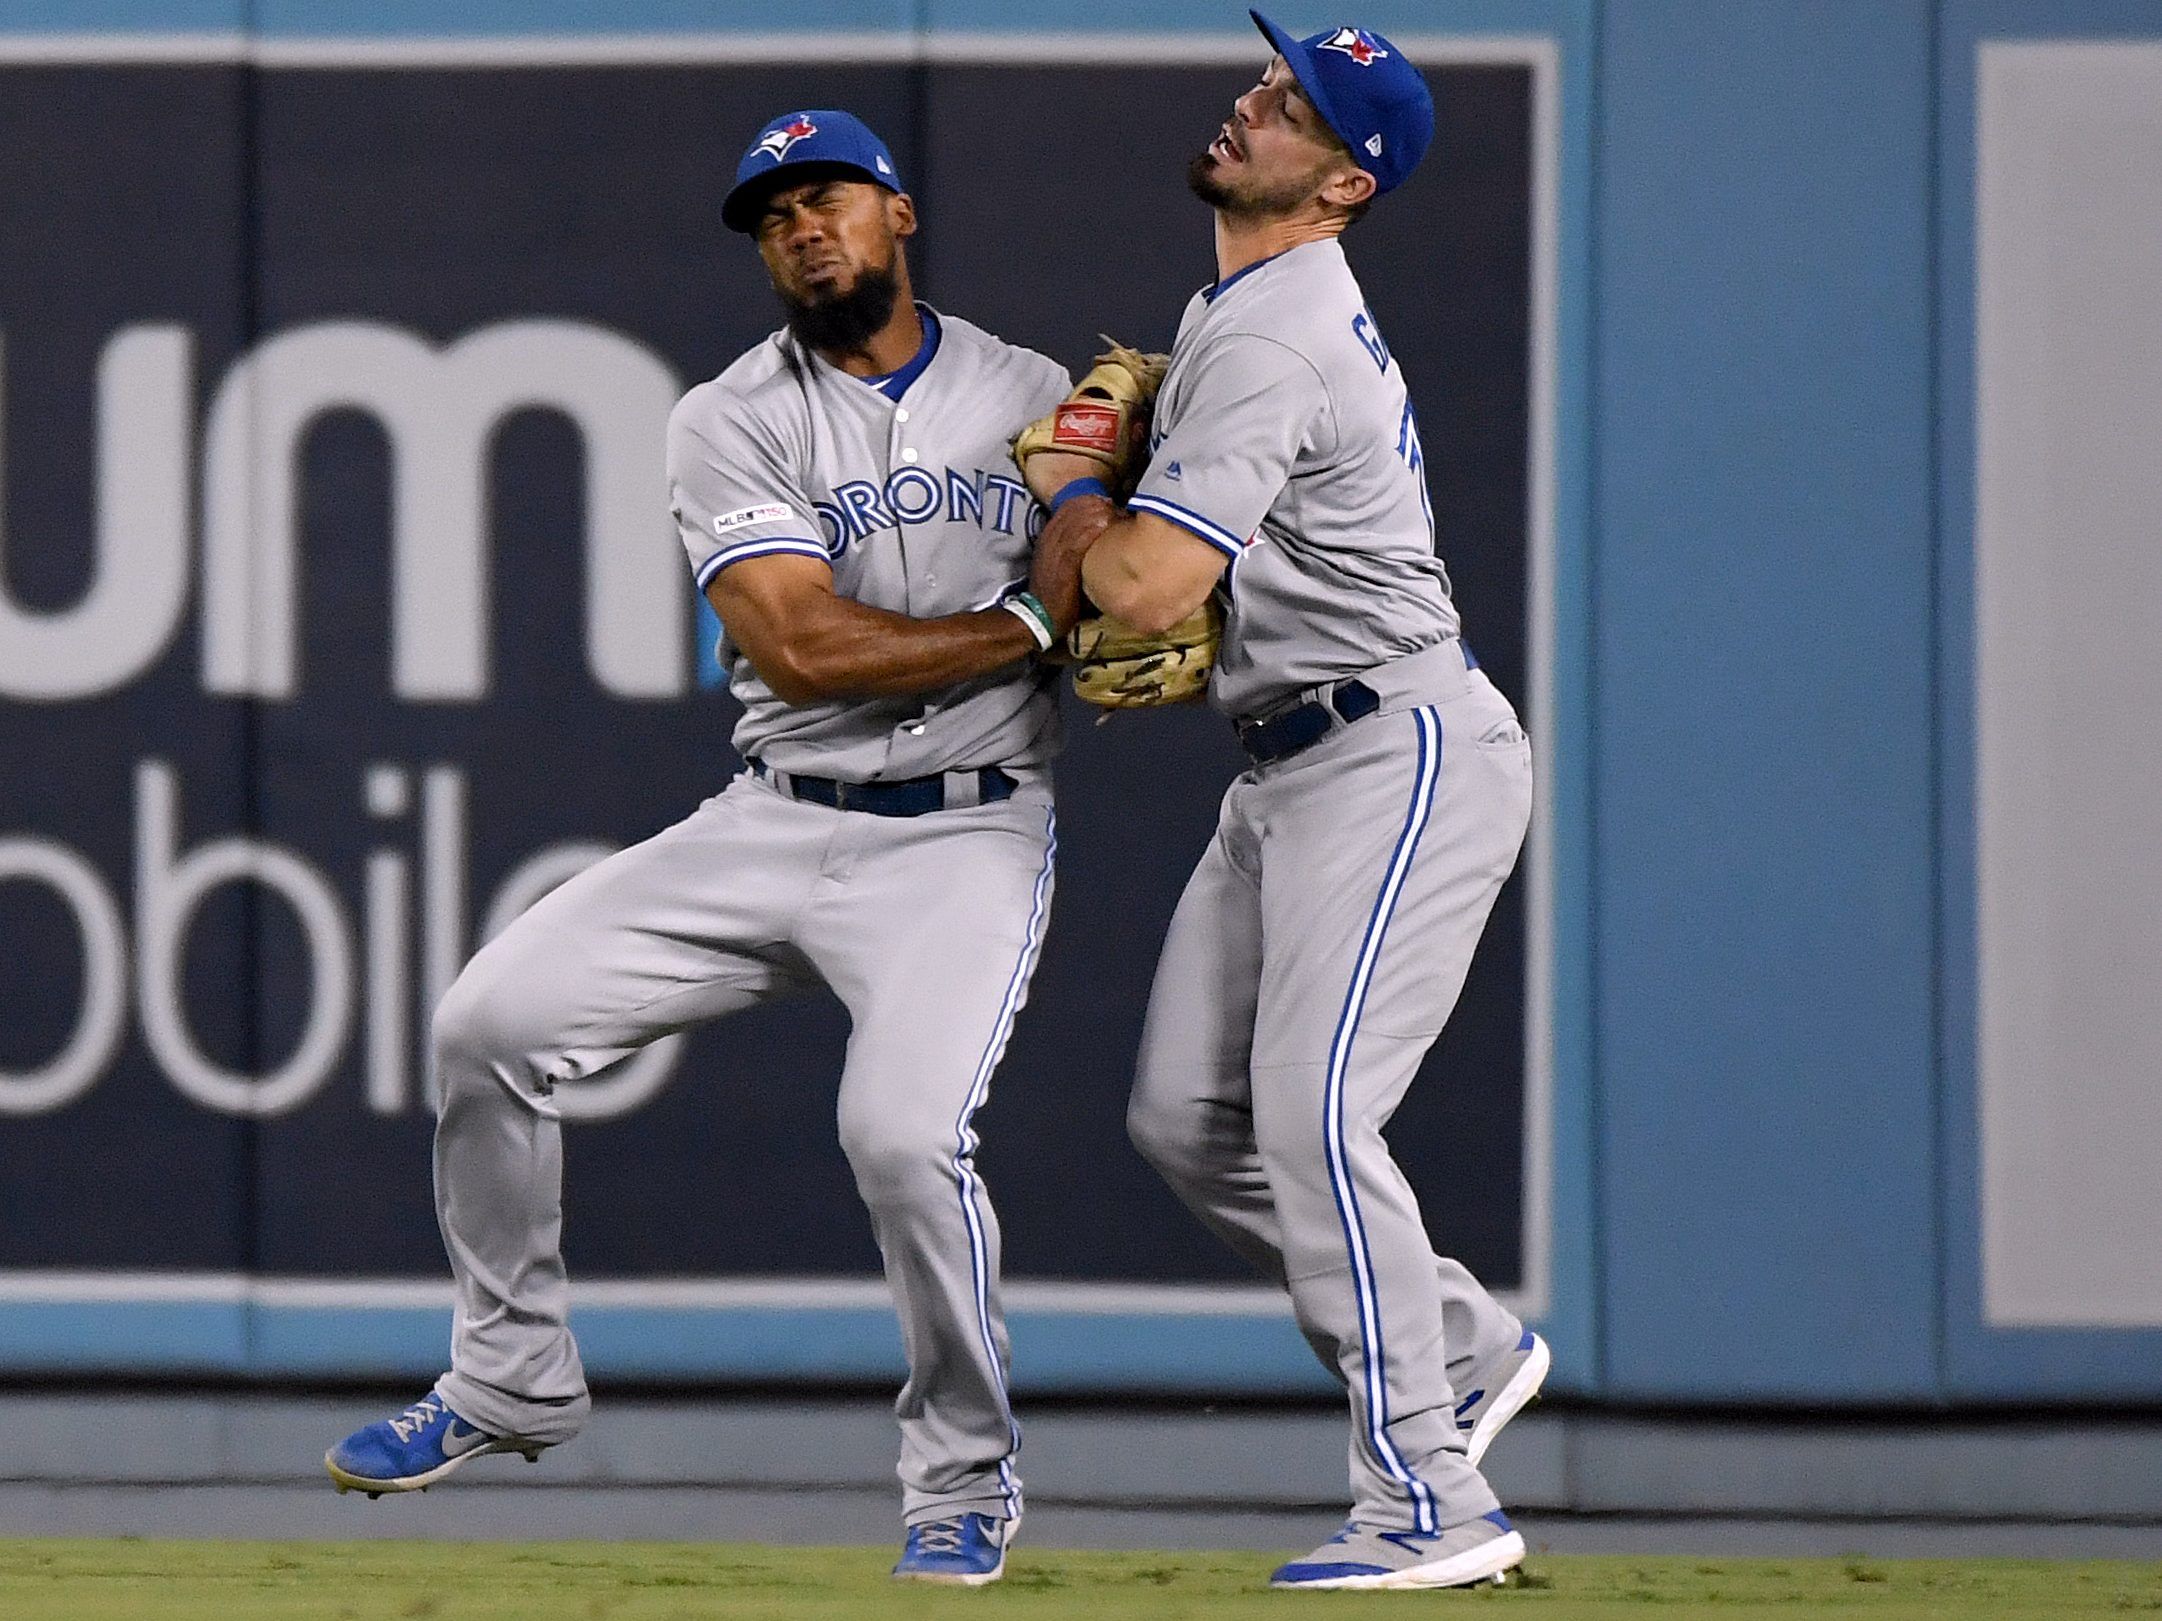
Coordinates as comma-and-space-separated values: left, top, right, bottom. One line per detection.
1210, 127, 1244, 163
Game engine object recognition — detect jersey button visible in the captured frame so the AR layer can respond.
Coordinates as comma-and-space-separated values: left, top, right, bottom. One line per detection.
895, 408, 911, 422
900, 448, 919, 463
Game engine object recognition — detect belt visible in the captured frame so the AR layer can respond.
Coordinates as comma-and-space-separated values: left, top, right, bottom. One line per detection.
1236, 679, 1382, 766
749, 759, 1018, 816
1233, 640, 1481, 768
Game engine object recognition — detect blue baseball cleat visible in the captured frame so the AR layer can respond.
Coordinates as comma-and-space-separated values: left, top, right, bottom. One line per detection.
1455, 1328, 1551, 1466
324, 1388, 545, 1497
892, 1511, 1013, 1585
1270, 1510, 1526, 1590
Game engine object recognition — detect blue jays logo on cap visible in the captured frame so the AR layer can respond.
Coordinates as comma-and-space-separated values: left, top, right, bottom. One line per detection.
1317, 27, 1388, 66
756, 114, 820, 163
1248, 11, 1435, 198
722, 108, 907, 233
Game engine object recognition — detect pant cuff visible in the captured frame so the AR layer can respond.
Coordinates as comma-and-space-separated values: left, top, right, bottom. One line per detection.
903, 1492, 1022, 1528
436, 1368, 591, 1447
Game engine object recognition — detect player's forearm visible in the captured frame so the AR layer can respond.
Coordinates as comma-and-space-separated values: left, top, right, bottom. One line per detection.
758, 599, 1038, 704
1081, 516, 1220, 636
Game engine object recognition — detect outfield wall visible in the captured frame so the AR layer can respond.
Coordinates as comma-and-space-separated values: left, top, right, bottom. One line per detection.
0, 0, 2155, 1408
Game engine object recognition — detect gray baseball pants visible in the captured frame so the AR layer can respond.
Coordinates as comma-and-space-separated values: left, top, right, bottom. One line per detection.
430, 771, 1056, 1527
1127, 648, 1533, 1535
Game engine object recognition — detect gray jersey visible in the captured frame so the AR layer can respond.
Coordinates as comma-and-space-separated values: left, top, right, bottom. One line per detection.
1129, 240, 1460, 720
669, 308, 1071, 780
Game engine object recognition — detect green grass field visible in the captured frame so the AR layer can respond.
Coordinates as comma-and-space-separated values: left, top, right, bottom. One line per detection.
0, 1543, 2157, 1621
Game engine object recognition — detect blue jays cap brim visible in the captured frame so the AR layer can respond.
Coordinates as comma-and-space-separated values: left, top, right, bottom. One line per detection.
723, 161, 897, 233
1250, 10, 1355, 163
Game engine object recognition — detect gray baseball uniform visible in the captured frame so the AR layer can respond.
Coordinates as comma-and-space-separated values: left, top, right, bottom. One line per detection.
432, 305, 1070, 1528
1122, 241, 1535, 1534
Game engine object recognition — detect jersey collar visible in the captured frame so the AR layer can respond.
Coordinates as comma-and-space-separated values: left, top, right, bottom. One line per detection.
859, 303, 943, 401
1203, 247, 1293, 304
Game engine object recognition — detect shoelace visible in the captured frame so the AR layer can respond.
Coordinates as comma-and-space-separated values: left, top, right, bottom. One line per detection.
913, 1519, 968, 1555
386, 1394, 448, 1443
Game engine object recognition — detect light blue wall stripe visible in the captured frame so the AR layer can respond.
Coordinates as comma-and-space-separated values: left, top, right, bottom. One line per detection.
1530, 0, 1599, 1400
0, 1300, 1335, 1393
0, 1304, 251, 1371
1592, 0, 1940, 1401
254, 0, 914, 35
0, 0, 916, 32
925, 0, 1577, 32
0, 0, 1575, 34
0, 0, 238, 25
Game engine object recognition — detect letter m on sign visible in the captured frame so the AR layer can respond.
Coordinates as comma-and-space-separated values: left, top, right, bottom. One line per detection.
200, 320, 687, 702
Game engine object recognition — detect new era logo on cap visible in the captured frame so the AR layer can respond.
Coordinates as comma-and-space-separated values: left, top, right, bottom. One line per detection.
1365, 133, 1384, 155
1319, 27, 1388, 65
756, 115, 818, 163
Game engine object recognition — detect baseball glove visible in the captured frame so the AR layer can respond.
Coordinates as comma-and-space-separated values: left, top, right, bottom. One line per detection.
1012, 339, 1169, 499
1060, 595, 1224, 709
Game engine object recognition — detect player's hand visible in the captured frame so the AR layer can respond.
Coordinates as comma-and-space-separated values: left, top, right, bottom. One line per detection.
1020, 449, 1110, 507
1029, 497, 1114, 638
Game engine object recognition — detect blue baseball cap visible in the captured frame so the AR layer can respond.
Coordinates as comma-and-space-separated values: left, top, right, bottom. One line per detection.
721, 109, 906, 233
1248, 13, 1434, 196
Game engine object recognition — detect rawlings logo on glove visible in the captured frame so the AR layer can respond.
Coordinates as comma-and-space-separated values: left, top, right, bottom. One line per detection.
1012, 339, 1170, 499
1046, 400, 1124, 457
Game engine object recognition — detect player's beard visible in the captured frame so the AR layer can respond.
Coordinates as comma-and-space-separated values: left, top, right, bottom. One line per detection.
1186, 148, 1334, 220
778, 257, 903, 355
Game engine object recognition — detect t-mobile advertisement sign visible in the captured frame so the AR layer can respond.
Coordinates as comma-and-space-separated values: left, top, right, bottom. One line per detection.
0, 51, 1540, 1370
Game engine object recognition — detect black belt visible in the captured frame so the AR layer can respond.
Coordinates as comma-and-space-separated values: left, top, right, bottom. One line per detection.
750, 759, 1017, 816
1236, 679, 1382, 766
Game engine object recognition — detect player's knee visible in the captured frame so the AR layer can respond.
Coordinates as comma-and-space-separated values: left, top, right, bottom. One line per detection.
429, 978, 497, 1092
430, 960, 547, 1091
1127, 1087, 1208, 1186
837, 1109, 955, 1208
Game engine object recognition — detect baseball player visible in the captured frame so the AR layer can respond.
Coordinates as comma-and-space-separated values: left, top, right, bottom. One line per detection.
1021, 15, 1549, 1590
325, 109, 1085, 1587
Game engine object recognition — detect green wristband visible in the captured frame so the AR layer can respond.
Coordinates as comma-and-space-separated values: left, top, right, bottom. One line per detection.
1001, 591, 1057, 652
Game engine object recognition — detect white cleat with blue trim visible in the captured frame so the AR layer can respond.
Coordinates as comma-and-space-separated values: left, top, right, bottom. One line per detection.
1456, 1329, 1551, 1467
324, 1388, 546, 1497
892, 1511, 1015, 1585
1269, 1511, 1526, 1591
